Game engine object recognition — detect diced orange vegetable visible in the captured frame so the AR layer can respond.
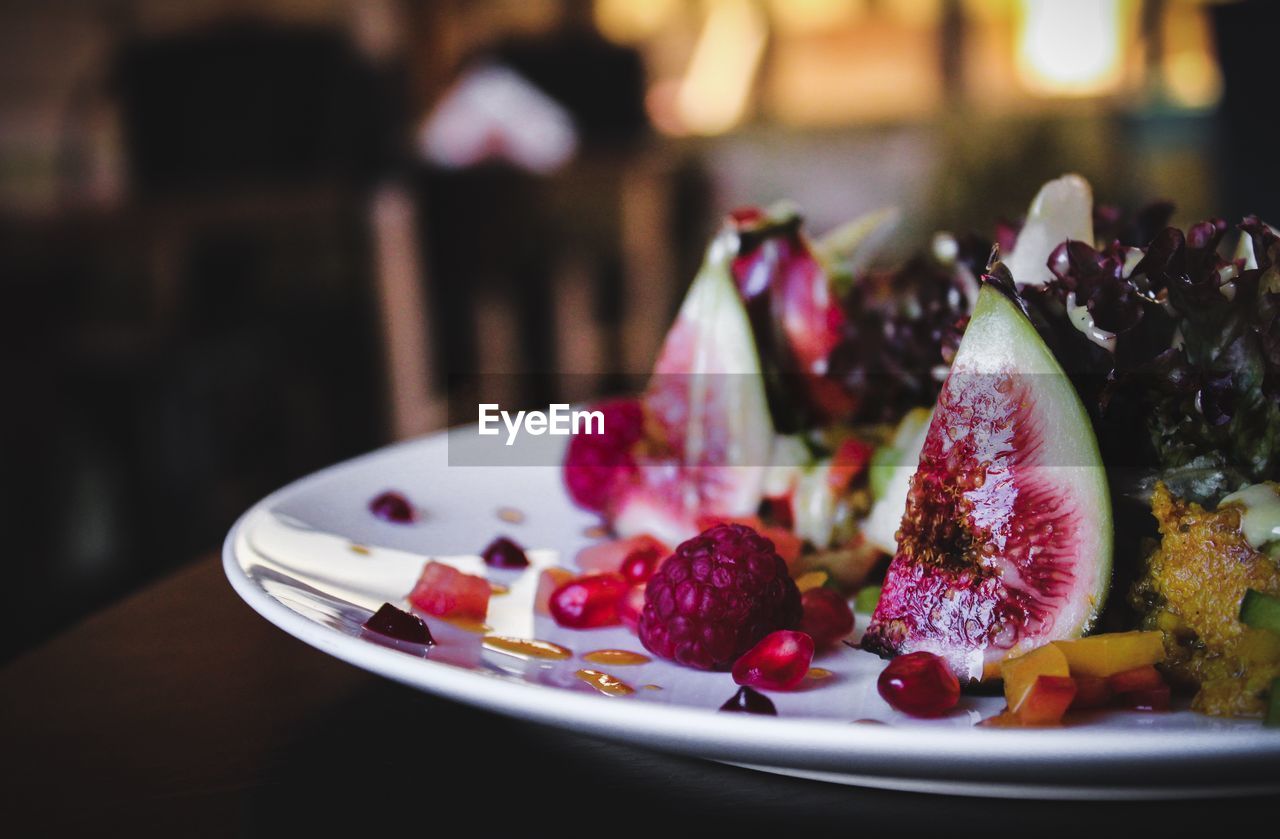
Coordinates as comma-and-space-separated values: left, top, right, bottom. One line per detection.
794, 570, 829, 593
1107, 665, 1164, 694
1069, 676, 1112, 710
1001, 643, 1071, 711
1014, 675, 1077, 725
1050, 631, 1165, 678
534, 567, 575, 616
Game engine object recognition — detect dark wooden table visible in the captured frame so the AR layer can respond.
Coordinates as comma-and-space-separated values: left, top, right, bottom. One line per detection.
3, 554, 1275, 836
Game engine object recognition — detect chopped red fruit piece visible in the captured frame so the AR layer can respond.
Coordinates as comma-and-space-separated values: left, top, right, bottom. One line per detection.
719, 685, 777, 715
827, 438, 874, 491
481, 536, 529, 569
1069, 676, 1112, 710
369, 490, 416, 523
876, 651, 960, 718
549, 573, 629, 629
535, 568, 575, 615
1107, 665, 1164, 694
576, 534, 668, 576
618, 585, 646, 632
762, 495, 794, 530
732, 630, 814, 691
408, 561, 491, 620
799, 587, 855, 648
1116, 685, 1171, 712
1015, 675, 1077, 726
562, 398, 645, 513
362, 603, 434, 646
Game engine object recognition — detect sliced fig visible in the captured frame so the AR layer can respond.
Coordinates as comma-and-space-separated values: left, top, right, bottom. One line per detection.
612, 226, 777, 543
862, 283, 1112, 681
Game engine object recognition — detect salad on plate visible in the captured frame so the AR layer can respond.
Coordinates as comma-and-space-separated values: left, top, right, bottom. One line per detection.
387, 174, 1280, 727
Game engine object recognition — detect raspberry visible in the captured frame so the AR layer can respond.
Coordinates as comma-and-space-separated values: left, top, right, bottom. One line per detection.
638, 523, 802, 670
562, 398, 646, 512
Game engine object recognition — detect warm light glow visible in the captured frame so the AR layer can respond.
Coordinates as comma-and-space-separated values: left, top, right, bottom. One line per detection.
674, 0, 767, 136
768, 0, 864, 34
594, 0, 680, 44
1161, 4, 1222, 109
1016, 0, 1126, 97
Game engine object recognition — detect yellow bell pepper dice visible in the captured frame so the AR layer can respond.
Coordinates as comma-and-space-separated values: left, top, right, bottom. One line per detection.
1001, 643, 1071, 712
1050, 631, 1166, 678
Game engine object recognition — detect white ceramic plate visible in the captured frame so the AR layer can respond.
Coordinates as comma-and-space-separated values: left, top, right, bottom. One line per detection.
224, 429, 1280, 799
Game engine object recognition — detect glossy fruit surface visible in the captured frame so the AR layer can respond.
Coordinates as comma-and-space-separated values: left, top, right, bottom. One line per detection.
369, 491, 416, 523
408, 561, 490, 620
362, 603, 434, 646
876, 651, 961, 718
549, 573, 629, 629
731, 630, 814, 691
719, 685, 777, 715
799, 588, 855, 647
863, 285, 1112, 681
481, 536, 529, 569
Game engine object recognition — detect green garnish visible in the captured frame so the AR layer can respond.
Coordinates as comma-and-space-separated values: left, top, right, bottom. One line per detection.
1239, 589, 1280, 636
854, 585, 882, 614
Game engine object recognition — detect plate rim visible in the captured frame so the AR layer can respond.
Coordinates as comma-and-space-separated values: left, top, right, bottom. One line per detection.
222, 431, 1280, 793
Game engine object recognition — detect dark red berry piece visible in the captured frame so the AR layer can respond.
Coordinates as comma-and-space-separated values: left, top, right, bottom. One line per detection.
719, 685, 777, 715
619, 545, 663, 584
562, 398, 645, 512
362, 603, 434, 646
370, 490, 416, 523
549, 573, 628, 629
876, 651, 961, 718
482, 536, 529, 569
800, 588, 855, 647
639, 523, 802, 670
732, 630, 814, 691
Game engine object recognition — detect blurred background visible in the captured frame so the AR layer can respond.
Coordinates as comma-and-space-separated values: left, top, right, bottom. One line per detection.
1, 0, 1275, 661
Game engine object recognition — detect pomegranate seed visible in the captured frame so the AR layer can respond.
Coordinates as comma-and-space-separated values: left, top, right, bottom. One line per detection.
719, 685, 777, 715
799, 588, 855, 647
731, 630, 814, 691
369, 490, 415, 523
618, 585, 646, 631
482, 536, 529, 569
362, 603, 434, 646
549, 573, 628, 629
877, 651, 961, 718
620, 546, 663, 584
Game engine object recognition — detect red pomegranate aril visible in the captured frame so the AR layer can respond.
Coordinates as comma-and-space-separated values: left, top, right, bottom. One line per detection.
732, 630, 814, 691
362, 602, 434, 646
620, 546, 663, 584
482, 536, 530, 569
618, 585, 646, 632
549, 573, 628, 629
800, 588, 855, 647
877, 651, 961, 718
1117, 685, 1171, 712
369, 490, 416, 523
719, 685, 777, 715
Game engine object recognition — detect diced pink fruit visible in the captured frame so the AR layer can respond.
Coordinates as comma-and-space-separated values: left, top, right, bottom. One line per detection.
731, 630, 814, 691
408, 561, 490, 620
576, 534, 668, 576
549, 573, 629, 629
